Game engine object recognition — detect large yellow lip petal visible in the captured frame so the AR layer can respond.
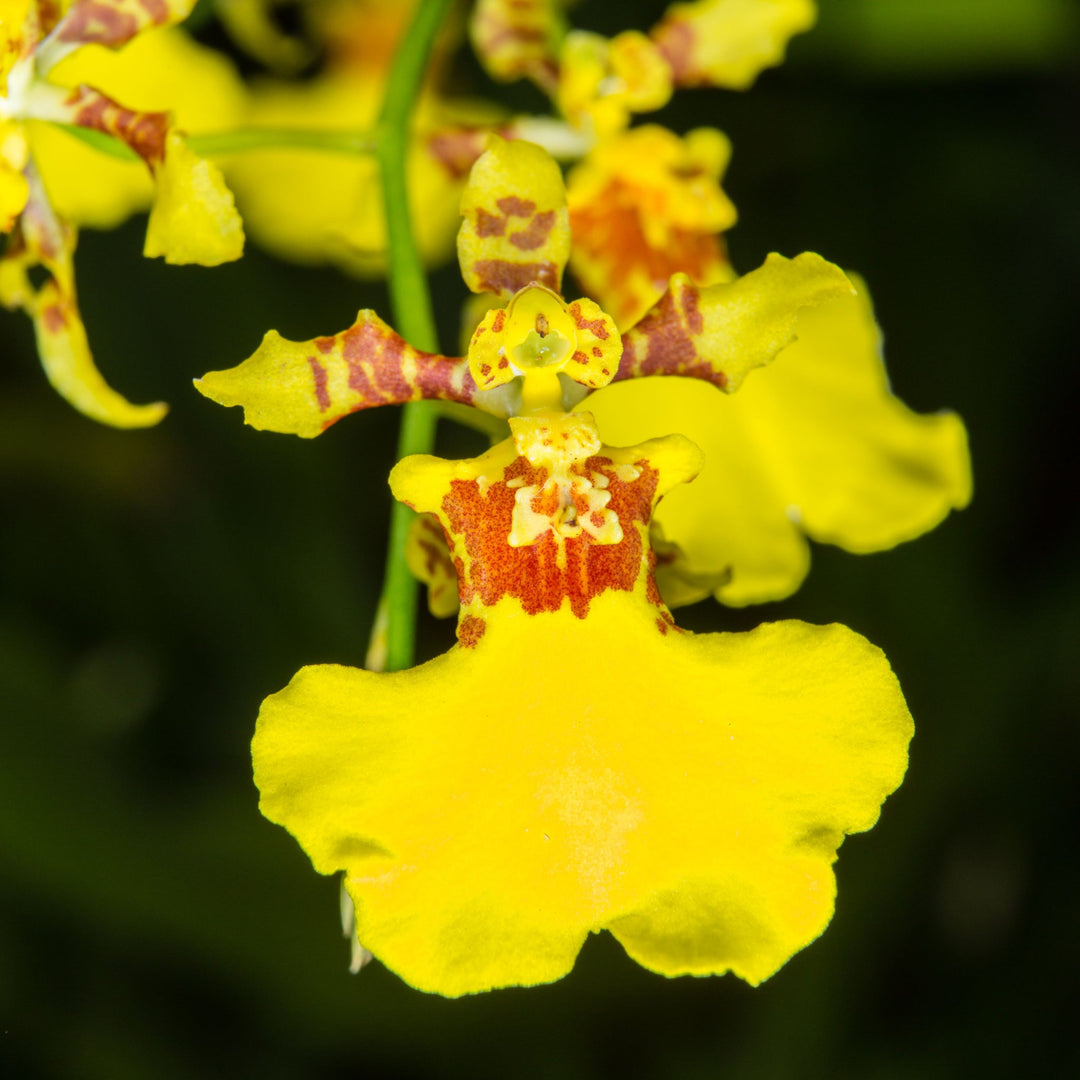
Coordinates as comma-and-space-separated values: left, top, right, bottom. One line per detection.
254, 597, 911, 996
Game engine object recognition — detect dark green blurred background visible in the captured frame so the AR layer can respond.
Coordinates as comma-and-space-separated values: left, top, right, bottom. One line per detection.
3, 1, 1078, 1076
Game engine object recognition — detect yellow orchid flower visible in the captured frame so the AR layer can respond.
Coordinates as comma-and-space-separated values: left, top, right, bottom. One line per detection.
1, 0, 245, 426
471, 0, 818, 138
199, 136, 915, 996
567, 124, 737, 329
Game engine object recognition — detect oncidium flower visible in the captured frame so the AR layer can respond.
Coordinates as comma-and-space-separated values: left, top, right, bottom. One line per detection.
197, 137, 915, 996
0, 0, 244, 426
471, 0, 817, 139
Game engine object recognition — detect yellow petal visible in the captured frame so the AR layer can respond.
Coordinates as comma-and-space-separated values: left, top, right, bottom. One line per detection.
35, 0, 196, 73
31, 277, 167, 427
556, 30, 672, 138
406, 514, 460, 619
30, 27, 246, 230
458, 135, 571, 298
143, 130, 244, 265
469, 0, 563, 90
196, 310, 481, 438
652, 0, 817, 90
1, 0, 30, 95
0, 156, 28, 231
254, 596, 910, 996
616, 252, 852, 393
589, 281, 972, 606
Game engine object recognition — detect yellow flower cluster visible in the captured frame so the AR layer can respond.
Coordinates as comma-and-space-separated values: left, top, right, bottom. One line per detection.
2, 0, 973, 999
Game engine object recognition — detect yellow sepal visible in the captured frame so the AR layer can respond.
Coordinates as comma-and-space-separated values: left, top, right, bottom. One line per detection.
31, 278, 168, 428
652, 0, 817, 90
458, 135, 571, 298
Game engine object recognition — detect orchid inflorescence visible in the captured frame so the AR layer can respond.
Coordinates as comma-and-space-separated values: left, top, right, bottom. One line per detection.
2, 0, 971, 997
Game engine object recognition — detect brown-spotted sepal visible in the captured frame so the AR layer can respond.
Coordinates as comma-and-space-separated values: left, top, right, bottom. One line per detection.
196, 311, 502, 438
0, 167, 167, 426
615, 253, 853, 394
458, 135, 571, 299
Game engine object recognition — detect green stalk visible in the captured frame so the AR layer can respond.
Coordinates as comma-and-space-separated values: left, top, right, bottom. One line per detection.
373, 0, 454, 673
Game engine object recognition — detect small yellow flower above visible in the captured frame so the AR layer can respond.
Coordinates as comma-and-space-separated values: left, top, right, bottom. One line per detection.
567, 125, 737, 329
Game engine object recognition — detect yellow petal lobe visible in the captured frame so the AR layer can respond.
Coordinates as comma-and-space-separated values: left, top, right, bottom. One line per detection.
196, 310, 481, 438
31, 278, 168, 427
589, 281, 972, 606
556, 30, 672, 137
143, 130, 244, 265
652, 0, 817, 90
406, 514, 460, 619
458, 135, 570, 298
255, 602, 911, 996
617, 252, 852, 393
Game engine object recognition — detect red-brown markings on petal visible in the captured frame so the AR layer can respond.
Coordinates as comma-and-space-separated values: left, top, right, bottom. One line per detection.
497, 196, 537, 217
140, 0, 169, 25
41, 303, 67, 333
651, 20, 696, 85
415, 350, 478, 404
426, 128, 489, 180
508, 209, 555, 251
442, 454, 662, 619
474, 259, 557, 294
569, 181, 729, 326
616, 283, 726, 389
568, 302, 610, 339
476, 209, 507, 238
57, 3, 138, 45
491, 309, 507, 333
306, 355, 330, 412
68, 86, 169, 165
681, 281, 704, 333
457, 614, 487, 648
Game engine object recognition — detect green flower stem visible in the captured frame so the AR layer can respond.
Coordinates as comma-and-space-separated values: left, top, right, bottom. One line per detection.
373, 0, 454, 673
53, 124, 378, 160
